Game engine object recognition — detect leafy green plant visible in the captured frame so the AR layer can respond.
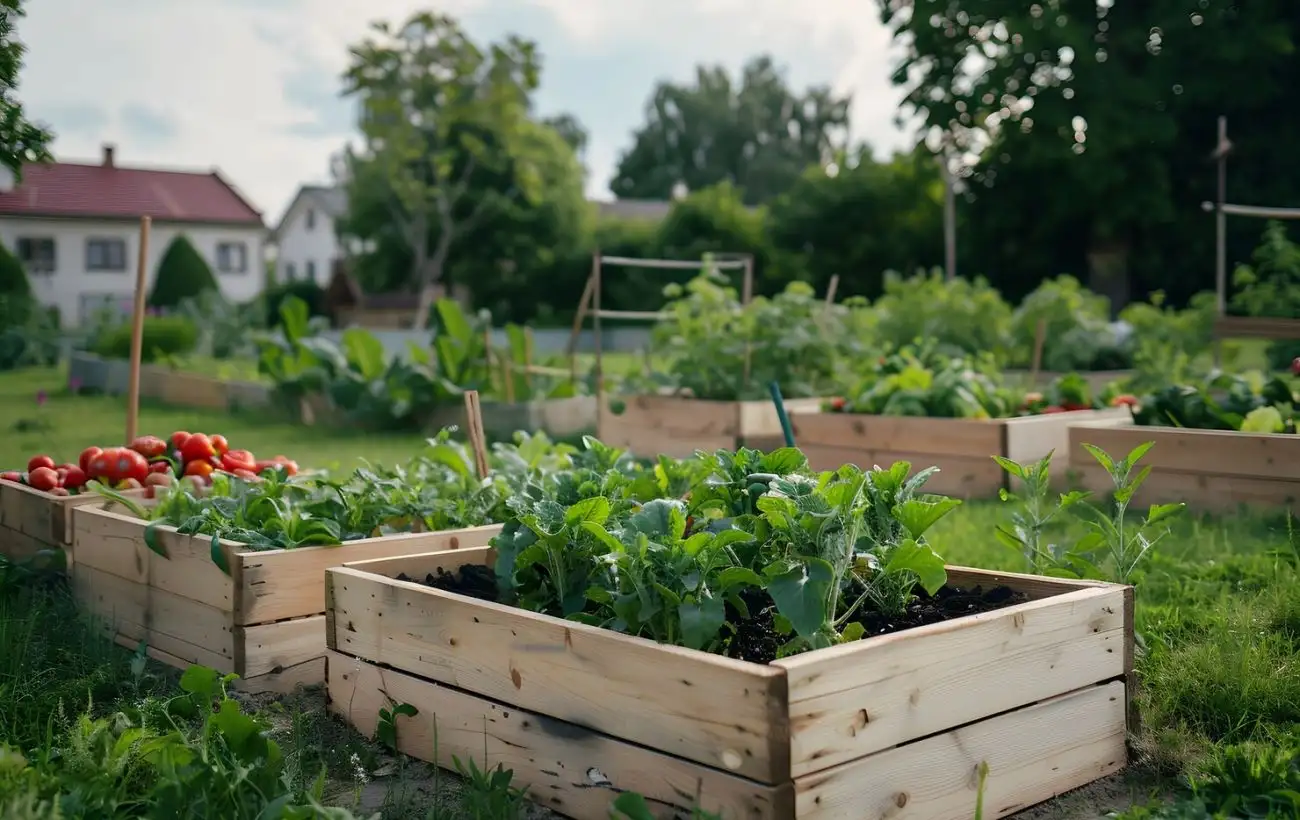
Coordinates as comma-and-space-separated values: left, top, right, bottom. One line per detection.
1188, 739, 1300, 818
994, 443, 1185, 582
611, 791, 723, 820
1119, 291, 1216, 391
828, 344, 1015, 418
1011, 274, 1129, 371
872, 269, 1013, 360
93, 315, 199, 363
1133, 372, 1297, 434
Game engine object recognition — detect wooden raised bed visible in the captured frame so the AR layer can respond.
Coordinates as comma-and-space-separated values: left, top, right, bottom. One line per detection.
1003, 369, 1134, 392
598, 395, 826, 459
326, 547, 1132, 820
0, 482, 141, 563
1068, 421, 1300, 512
69, 504, 501, 693
789, 409, 1131, 498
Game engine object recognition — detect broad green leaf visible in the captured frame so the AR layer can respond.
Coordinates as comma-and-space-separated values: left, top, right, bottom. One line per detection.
766, 557, 835, 640
579, 520, 623, 553
628, 499, 687, 539
1146, 502, 1186, 526
279, 296, 309, 344
565, 496, 610, 527
759, 447, 808, 475
1081, 443, 1116, 475
142, 523, 169, 559
891, 497, 962, 539
839, 621, 867, 643
209, 534, 231, 576
678, 594, 726, 650
1121, 441, 1156, 472
991, 455, 1024, 479
715, 566, 765, 590
885, 539, 948, 595
341, 328, 387, 381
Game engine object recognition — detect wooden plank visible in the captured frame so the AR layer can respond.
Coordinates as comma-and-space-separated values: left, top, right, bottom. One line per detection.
0, 523, 58, 562
1072, 463, 1299, 511
0, 481, 62, 546
326, 563, 790, 784
944, 566, 1111, 598
1070, 424, 1300, 481
234, 523, 501, 625
74, 563, 235, 671
794, 681, 1127, 820
738, 398, 825, 439
234, 615, 327, 679
1003, 410, 1130, 473
791, 414, 1004, 460
157, 371, 230, 410
598, 395, 739, 459
327, 651, 793, 820
109, 635, 325, 695
338, 545, 498, 579
797, 444, 1005, 499
72, 505, 237, 613
1213, 315, 1300, 340
774, 586, 1127, 776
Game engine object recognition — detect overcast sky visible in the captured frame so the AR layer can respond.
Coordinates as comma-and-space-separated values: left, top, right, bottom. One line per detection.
18, 0, 914, 226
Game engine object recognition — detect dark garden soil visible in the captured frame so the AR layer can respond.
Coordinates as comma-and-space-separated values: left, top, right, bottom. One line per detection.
400, 566, 1027, 665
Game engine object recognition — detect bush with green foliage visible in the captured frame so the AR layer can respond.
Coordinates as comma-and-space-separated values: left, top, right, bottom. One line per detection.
1010, 275, 1129, 371
1230, 221, 1300, 371
263, 279, 329, 328
872, 270, 1014, 359
93, 316, 198, 362
174, 290, 260, 359
147, 235, 218, 309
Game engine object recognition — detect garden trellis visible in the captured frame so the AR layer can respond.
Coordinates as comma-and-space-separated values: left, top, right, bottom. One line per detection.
1201, 115, 1300, 356
567, 252, 756, 416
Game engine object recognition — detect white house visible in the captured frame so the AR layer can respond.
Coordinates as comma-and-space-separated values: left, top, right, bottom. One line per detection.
0, 144, 267, 325
271, 185, 347, 285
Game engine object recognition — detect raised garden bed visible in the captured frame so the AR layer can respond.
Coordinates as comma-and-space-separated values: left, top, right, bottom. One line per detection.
325, 546, 1132, 820
598, 395, 826, 459
0, 482, 133, 562
299, 393, 597, 439
789, 409, 1131, 498
1004, 369, 1134, 392
69, 504, 501, 693
68, 352, 271, 412
1068, 421, 1300, 512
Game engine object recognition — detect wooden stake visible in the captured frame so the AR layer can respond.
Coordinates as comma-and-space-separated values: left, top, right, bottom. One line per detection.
501, 354, 515, 403
1030, 318, 1047, 385
125, 216, 151, 444
824, 274, 840, 306
523, 326, 534, 391
462, 390, 489, 479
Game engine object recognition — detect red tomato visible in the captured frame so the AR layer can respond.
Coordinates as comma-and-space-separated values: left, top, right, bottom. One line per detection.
0, 471, 20, 482
149, 460, 172, 475
145, 471, 174, 487
1061, 402, 1090, 412
220, 449, 257, 474
62, 466, 87, 490
143, 485, 156, 499
118, 449, 150, 484
181, 433, 216, 464
49, 487, 70, 497
1292, 357, 1300, 376
130, 436, 168, 459
273, 456, 298, 476
1039, 405, 1067, 414
1110, 394, 1139, 408
211, 434, 230, 456
184, 460, 215, 479
170, 431, 192, 451
79, 446, 103, 474
232, 468, 261, 482
28, 466, 60, 492
27, 455, 55, 473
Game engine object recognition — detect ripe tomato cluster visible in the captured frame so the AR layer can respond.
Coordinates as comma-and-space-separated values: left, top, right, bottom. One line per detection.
1, 431, 299, 498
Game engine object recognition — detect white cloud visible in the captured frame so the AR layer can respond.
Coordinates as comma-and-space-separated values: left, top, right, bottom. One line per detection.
19, 0, 915, 224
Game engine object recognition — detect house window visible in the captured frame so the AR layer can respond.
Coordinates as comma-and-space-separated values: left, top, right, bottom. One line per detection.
15, 237, 55, 274
86, 238, 127, 272
306, 260, 316, 281
216, 242, 248, 273
306, 208, 315, 230
285, 262, 296, 281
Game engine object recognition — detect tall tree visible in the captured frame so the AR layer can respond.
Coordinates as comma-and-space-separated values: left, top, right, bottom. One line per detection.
610, 56, 851, 205
0, 0, 51, 179
879, 0, 1299, 307
341, 12, 543, 327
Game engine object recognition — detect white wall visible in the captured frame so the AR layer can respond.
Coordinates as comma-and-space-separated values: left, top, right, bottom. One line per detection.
275, 195, 342, 285
0, 216, 267, 325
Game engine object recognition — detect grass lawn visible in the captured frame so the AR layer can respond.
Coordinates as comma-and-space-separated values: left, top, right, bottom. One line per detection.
2, 363, 1300, 817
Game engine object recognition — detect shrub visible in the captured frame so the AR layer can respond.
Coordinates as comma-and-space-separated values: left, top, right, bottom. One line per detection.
1231, 221, 1300, 319
872, 270, 1014, 358
148, 235, 217, 309
263, 279, 327, 328
1010, 275, 1126, 371
93, 315, 198, 362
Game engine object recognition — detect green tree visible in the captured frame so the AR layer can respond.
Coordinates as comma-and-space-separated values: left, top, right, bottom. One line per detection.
340, 11, 544, 328
148, 235, 217, 309
767, 145, 945, 299
0, 0, 51, 179
878, 0, 1300, 307
0, 238, 32, 327
610, 55, 850, 205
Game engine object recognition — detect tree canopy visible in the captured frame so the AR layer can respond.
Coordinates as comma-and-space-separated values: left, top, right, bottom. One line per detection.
609, 56, 851, 205
0, 0, 51, 179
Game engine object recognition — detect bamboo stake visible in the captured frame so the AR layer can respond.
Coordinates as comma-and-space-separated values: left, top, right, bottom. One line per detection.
1029, 318, 1047, 385
501, 353, 515, 403
125, 216, 151, 444
462, 390, 489, 479
823, 274, 840, 306
523, 326, 534, 391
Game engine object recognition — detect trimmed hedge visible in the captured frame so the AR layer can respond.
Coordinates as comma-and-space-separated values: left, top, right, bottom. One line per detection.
149, 235, 218, 308
93, 316, 199, 362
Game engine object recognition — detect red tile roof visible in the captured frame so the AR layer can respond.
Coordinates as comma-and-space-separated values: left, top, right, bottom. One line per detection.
0, 155, 264, 226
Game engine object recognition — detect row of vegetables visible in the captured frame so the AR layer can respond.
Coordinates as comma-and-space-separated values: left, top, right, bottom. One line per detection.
1, 431, 298, 498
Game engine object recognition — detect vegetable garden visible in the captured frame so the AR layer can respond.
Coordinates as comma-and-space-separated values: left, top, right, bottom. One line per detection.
0, 263, 1299, 819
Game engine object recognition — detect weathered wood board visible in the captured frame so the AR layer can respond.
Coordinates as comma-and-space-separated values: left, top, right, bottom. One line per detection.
598, 395, 826, 459
325, 547, 1132, 819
